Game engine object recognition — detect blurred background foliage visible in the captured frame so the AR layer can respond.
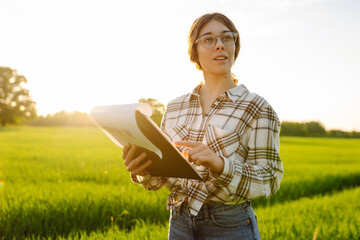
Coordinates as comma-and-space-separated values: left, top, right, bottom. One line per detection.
1, 65, 359, 138
0, 66, 36, 126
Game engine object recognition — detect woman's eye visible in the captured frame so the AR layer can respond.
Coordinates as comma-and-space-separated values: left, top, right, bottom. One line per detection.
204, 36, 215, 43
223, 34, 233, 41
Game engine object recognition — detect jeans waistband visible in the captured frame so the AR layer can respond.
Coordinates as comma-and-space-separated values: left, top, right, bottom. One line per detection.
173, 201, 251, 221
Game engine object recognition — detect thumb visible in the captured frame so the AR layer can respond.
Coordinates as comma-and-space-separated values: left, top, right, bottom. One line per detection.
182, 150, 188, 159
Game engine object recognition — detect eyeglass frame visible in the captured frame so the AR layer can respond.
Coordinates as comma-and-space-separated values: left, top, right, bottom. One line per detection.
194, 32, 238, 49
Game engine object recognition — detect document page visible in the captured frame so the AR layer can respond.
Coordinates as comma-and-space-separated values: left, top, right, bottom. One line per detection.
90, 103, 162, 158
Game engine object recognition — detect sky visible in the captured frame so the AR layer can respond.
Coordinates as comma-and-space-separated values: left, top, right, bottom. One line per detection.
1, 0, 359, 131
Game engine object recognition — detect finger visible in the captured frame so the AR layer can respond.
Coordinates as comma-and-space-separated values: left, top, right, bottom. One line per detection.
173, 141, 202, 148
194, 158, 206, 166
182, 150, 188, 160
131, 160, 152, 176
196, 155, 224, 173
183, 150, 197, 164
190, 156, 210, 168
183, 150, 198, 163
191, 149, 211, 160
127, 152, 147, 171
124, 144, 137, 166
196, 156, 211, 165
187, 145, 208, 157
122, 143, 130, 159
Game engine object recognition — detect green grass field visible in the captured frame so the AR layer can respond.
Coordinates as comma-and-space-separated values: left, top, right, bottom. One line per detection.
0, 127, 359, 239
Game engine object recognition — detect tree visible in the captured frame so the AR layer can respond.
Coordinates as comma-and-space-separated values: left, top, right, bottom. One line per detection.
0, 66, 36, 126
305, 121, 326, 136
138, 98, 165, 127
280, 121, 308, 136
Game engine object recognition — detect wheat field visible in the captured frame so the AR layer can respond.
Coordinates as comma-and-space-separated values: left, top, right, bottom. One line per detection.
0, 127, 359, 239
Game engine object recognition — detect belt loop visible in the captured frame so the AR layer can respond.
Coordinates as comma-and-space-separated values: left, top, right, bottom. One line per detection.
171, 207, 177, 220
245, 200, 251, 211
202, 203, 210, 222
181, 201, 187, 215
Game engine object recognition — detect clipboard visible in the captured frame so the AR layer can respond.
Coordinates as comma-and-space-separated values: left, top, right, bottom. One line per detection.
90, 103, 202, 180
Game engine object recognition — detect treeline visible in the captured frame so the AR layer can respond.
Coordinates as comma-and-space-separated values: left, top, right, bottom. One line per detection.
26, 111, 94, 127
25, 98, 165, 127
280, 121, 360, 138
24, 111, 360, 138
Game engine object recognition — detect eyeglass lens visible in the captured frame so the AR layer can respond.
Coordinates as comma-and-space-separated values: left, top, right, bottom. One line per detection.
201, 32, 236, 48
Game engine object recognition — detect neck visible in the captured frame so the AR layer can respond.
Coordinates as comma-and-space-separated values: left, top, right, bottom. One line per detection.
201, 71, 236, 98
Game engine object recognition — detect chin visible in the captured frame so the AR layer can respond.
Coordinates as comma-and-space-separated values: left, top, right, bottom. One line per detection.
212, 67, 232, 74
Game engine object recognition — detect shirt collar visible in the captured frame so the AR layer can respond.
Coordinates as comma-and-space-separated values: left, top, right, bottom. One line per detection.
227, 84, 249, 102
189, 83, 202, 101
188, 83, 249, 102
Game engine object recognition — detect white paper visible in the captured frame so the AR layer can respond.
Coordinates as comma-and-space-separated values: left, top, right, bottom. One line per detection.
89, 103, 162, 158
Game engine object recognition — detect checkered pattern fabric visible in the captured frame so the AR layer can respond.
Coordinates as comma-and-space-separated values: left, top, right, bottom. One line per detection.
132, 84, 283, 216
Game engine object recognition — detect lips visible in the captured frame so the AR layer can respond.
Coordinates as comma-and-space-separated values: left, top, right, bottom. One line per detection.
213, 55, 228, 61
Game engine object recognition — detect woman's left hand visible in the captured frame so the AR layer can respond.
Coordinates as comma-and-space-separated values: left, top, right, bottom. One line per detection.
173, 141, 224, 175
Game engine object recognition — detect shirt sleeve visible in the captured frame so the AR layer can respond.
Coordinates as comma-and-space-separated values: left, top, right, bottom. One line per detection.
130, 174, 168, 190
212, 104, 283, 200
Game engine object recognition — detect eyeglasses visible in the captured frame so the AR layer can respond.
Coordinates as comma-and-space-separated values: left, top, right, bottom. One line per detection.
195, 32, 238, 49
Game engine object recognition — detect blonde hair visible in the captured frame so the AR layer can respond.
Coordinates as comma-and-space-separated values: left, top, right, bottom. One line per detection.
231, 73, 238, 84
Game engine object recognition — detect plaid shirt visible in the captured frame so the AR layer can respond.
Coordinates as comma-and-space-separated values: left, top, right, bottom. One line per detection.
132, 84, 283, 216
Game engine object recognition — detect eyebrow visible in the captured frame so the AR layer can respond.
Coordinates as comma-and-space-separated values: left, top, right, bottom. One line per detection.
200, 30, 231, 37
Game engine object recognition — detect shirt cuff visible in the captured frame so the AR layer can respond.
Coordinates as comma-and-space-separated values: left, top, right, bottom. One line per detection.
210, 156, 234, 186
131, 174, 152, 184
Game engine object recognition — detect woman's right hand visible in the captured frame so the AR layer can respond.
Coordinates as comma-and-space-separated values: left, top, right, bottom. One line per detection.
122, 143, 152, 177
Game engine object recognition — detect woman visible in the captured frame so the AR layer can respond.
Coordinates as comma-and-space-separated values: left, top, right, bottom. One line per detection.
123, 12, 283, 240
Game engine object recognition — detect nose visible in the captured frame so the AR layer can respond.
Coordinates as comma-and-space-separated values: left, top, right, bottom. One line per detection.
214, 36, 225, 50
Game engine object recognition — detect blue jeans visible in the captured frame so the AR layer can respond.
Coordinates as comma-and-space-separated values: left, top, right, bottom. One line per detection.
168, 201, 261, 240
